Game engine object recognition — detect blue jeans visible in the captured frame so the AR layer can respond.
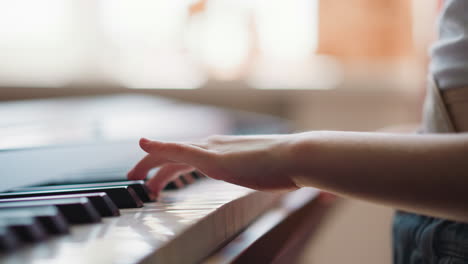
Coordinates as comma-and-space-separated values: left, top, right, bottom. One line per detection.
393, 211, 468, 264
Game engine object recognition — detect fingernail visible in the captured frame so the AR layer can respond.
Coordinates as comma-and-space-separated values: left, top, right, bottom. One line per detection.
140, 138, 150, 145
140, 138, 152, 151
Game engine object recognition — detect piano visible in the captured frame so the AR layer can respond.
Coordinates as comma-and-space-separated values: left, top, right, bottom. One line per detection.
0, 95, 332, 263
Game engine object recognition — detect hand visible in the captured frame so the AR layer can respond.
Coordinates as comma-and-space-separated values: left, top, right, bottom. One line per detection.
127, 135, 299, 196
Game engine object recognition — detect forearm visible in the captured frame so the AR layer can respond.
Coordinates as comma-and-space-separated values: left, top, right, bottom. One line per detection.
288, 131, 468, 222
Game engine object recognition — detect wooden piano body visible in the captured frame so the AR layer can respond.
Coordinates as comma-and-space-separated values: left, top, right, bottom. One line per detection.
0, 95, 334, 263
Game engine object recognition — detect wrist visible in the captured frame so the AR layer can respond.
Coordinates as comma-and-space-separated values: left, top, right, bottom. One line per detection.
283, 132, 322, 188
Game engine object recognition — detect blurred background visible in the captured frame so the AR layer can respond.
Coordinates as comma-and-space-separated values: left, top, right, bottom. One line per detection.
0, 0, 440, 263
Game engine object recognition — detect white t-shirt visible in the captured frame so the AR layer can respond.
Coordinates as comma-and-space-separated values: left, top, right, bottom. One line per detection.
431, 0, 468, 89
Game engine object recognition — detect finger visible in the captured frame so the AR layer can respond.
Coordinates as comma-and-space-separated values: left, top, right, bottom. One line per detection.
139, 138, 213, 168
127, 153, 173, 180
146, 164, 194, 194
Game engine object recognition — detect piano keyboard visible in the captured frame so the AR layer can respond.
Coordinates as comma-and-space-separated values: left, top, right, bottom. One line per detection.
0, 95, 296, 263
0, 176, 282, 264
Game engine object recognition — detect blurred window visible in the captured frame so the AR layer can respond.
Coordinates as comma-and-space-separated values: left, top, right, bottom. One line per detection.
0, 0, 333, 89
0, 0, 417, 90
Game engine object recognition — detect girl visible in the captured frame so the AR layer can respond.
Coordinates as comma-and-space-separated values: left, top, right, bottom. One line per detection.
128, 1, 468, 263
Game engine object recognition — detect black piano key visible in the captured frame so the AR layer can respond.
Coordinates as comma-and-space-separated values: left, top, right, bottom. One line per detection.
164, 177, 185, 190
131, 182, 154, 202
0, 186, 143, 209
0, 198, 101, 224
181, 174, 197, 185
179, 176, 189, 185
192, 171, 204, 179
14, 181, 154, 203
0, 206, 69, 235
164, 182, 178, 190
0, 225, 19, 252
0, 193, 120, 217
191, 171, 200, 179
0, 217, 47, 243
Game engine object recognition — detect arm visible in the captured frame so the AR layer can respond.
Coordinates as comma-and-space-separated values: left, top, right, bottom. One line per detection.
128, 131, 468, 222
290, 131, 468, 222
